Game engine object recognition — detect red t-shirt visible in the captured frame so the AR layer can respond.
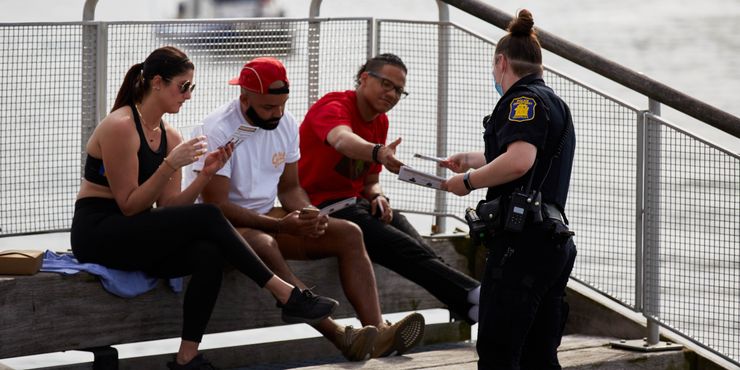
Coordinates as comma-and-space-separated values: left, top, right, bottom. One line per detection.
299, 90, 388, 206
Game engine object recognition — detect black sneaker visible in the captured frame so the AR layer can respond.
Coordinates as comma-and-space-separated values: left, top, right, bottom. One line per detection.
166, 354, 218, 370
277, 287, 338, 324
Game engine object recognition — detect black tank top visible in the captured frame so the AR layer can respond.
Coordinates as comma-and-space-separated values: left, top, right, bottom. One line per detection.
83, 105, 167, 186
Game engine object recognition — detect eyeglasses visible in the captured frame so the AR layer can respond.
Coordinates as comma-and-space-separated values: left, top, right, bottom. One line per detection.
164, 78, 196, 94
367, 71, 409, 99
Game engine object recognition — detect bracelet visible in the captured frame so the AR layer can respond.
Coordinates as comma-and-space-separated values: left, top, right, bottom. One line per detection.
162, 157, 177, 171
371, 193, 389, 203
371, 144, 383, 163
463, 172, 475, 191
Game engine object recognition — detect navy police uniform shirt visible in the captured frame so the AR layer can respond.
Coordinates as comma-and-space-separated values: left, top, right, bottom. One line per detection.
483, 73, 576, 215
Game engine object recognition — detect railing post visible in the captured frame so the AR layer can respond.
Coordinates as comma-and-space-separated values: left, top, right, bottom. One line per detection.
645, 99, 662, 346
370, 19, 377, 59
433, 0, 450, 234
81, 0, 106, 175
307, 0, 322, 108
611, 100, 681, 353
635, 110, 646, 313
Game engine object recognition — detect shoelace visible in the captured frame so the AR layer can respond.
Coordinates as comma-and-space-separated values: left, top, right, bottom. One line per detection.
301, 288, 318, 301
343, 325, 356, 346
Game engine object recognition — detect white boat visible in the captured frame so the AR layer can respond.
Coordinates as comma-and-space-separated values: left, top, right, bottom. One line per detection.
176, 0, 285, 19
156, 0, 293, 57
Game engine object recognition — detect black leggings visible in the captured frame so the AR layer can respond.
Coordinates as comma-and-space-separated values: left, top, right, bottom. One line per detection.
70, 197, 274, 342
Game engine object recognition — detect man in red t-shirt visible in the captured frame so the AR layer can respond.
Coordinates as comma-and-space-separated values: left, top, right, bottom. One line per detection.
299, 54, 482, 349
197, 57, 424, 361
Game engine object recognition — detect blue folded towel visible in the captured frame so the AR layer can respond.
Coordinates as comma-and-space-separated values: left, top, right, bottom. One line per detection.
40, 250, 182, 298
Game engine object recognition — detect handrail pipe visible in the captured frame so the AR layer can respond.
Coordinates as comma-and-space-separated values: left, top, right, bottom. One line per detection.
438, 0, 740, 138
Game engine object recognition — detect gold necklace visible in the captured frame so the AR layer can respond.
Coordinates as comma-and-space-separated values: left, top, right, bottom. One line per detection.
135, 104, 160, 143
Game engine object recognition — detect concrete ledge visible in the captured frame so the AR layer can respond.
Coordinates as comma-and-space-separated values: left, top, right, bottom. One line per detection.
565, 280, 740, 370
281, 335, 692, 370
28, 322, 469, 370
0, 236, 473, 368
564, 280, 646, 339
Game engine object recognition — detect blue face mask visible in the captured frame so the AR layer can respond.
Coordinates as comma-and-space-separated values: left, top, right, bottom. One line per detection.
494, 81, 504, 96
493, 56, 505, 96
493, 68, 504, 96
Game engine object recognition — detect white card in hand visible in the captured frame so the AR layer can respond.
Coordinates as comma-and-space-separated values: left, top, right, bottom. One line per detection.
398, 165, 445, 190
413, 153, 445, 164
319, 197, 357, 216
227, 124, 257, 147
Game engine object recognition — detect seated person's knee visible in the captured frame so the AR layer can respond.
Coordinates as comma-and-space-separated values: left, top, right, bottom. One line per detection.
191, 241, 226, 270
334, 220, 364, 245
240, 229, 279, 252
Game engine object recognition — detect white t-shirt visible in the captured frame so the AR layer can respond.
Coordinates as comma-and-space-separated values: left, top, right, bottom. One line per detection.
187, 99, 300, 215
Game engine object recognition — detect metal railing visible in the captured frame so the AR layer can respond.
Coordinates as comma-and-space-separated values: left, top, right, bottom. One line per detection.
0, 2, 738, 367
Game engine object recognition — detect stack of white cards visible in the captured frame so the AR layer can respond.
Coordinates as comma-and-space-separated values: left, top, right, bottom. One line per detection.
398, 165, 445, 190
227, 124, 257, 147
319, 197, 357, 216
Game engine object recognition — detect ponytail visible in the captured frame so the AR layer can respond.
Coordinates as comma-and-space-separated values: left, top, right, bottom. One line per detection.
110, 46, 194, 112
111, 63, 145, 112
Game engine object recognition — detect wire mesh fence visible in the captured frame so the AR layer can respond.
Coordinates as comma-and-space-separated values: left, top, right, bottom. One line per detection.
0, 16, 738, 365
104, 19, 370, 137
0, 24, 83, 235
549, 71, 641, 309
378, 21, 493, 218
378, 20, 642, 309
644, 114, 740, 362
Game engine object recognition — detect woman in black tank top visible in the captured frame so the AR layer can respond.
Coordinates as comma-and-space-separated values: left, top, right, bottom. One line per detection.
71, 46, 337, 370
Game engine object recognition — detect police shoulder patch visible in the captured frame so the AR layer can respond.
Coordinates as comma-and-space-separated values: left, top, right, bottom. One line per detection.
508, 96, 537, 122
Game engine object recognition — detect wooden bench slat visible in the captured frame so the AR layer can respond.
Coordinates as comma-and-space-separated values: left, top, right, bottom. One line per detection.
0, 236, 472, 359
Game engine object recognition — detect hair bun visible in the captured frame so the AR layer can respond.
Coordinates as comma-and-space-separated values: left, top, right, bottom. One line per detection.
508, 9, 535, 37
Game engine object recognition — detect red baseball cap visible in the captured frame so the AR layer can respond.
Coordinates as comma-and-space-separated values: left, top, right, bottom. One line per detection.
228, 57, 290, 94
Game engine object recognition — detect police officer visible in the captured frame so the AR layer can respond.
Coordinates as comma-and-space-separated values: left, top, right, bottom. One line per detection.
441, 9, 577, 370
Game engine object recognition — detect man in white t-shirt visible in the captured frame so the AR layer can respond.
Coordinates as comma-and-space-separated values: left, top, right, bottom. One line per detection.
187, 58, 424, 361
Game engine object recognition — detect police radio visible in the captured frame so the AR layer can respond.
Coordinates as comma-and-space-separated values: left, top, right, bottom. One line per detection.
504, 191, 529, 232
504, 189, 542, 233
503, 155, 543, 232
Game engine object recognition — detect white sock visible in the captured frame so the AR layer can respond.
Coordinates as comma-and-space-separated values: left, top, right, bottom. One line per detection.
468, 305, 479, 323
467, 285, 481, 305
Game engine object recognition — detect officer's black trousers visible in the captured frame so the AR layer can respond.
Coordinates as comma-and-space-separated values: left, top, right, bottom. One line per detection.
477, 222, 577, 370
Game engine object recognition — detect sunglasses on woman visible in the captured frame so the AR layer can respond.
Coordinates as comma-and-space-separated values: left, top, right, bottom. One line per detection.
164, 78, 196, 94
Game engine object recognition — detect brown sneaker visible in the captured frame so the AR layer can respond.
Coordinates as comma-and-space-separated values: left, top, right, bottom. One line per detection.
335, 325, 379, 361
371, 312, 425, 358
